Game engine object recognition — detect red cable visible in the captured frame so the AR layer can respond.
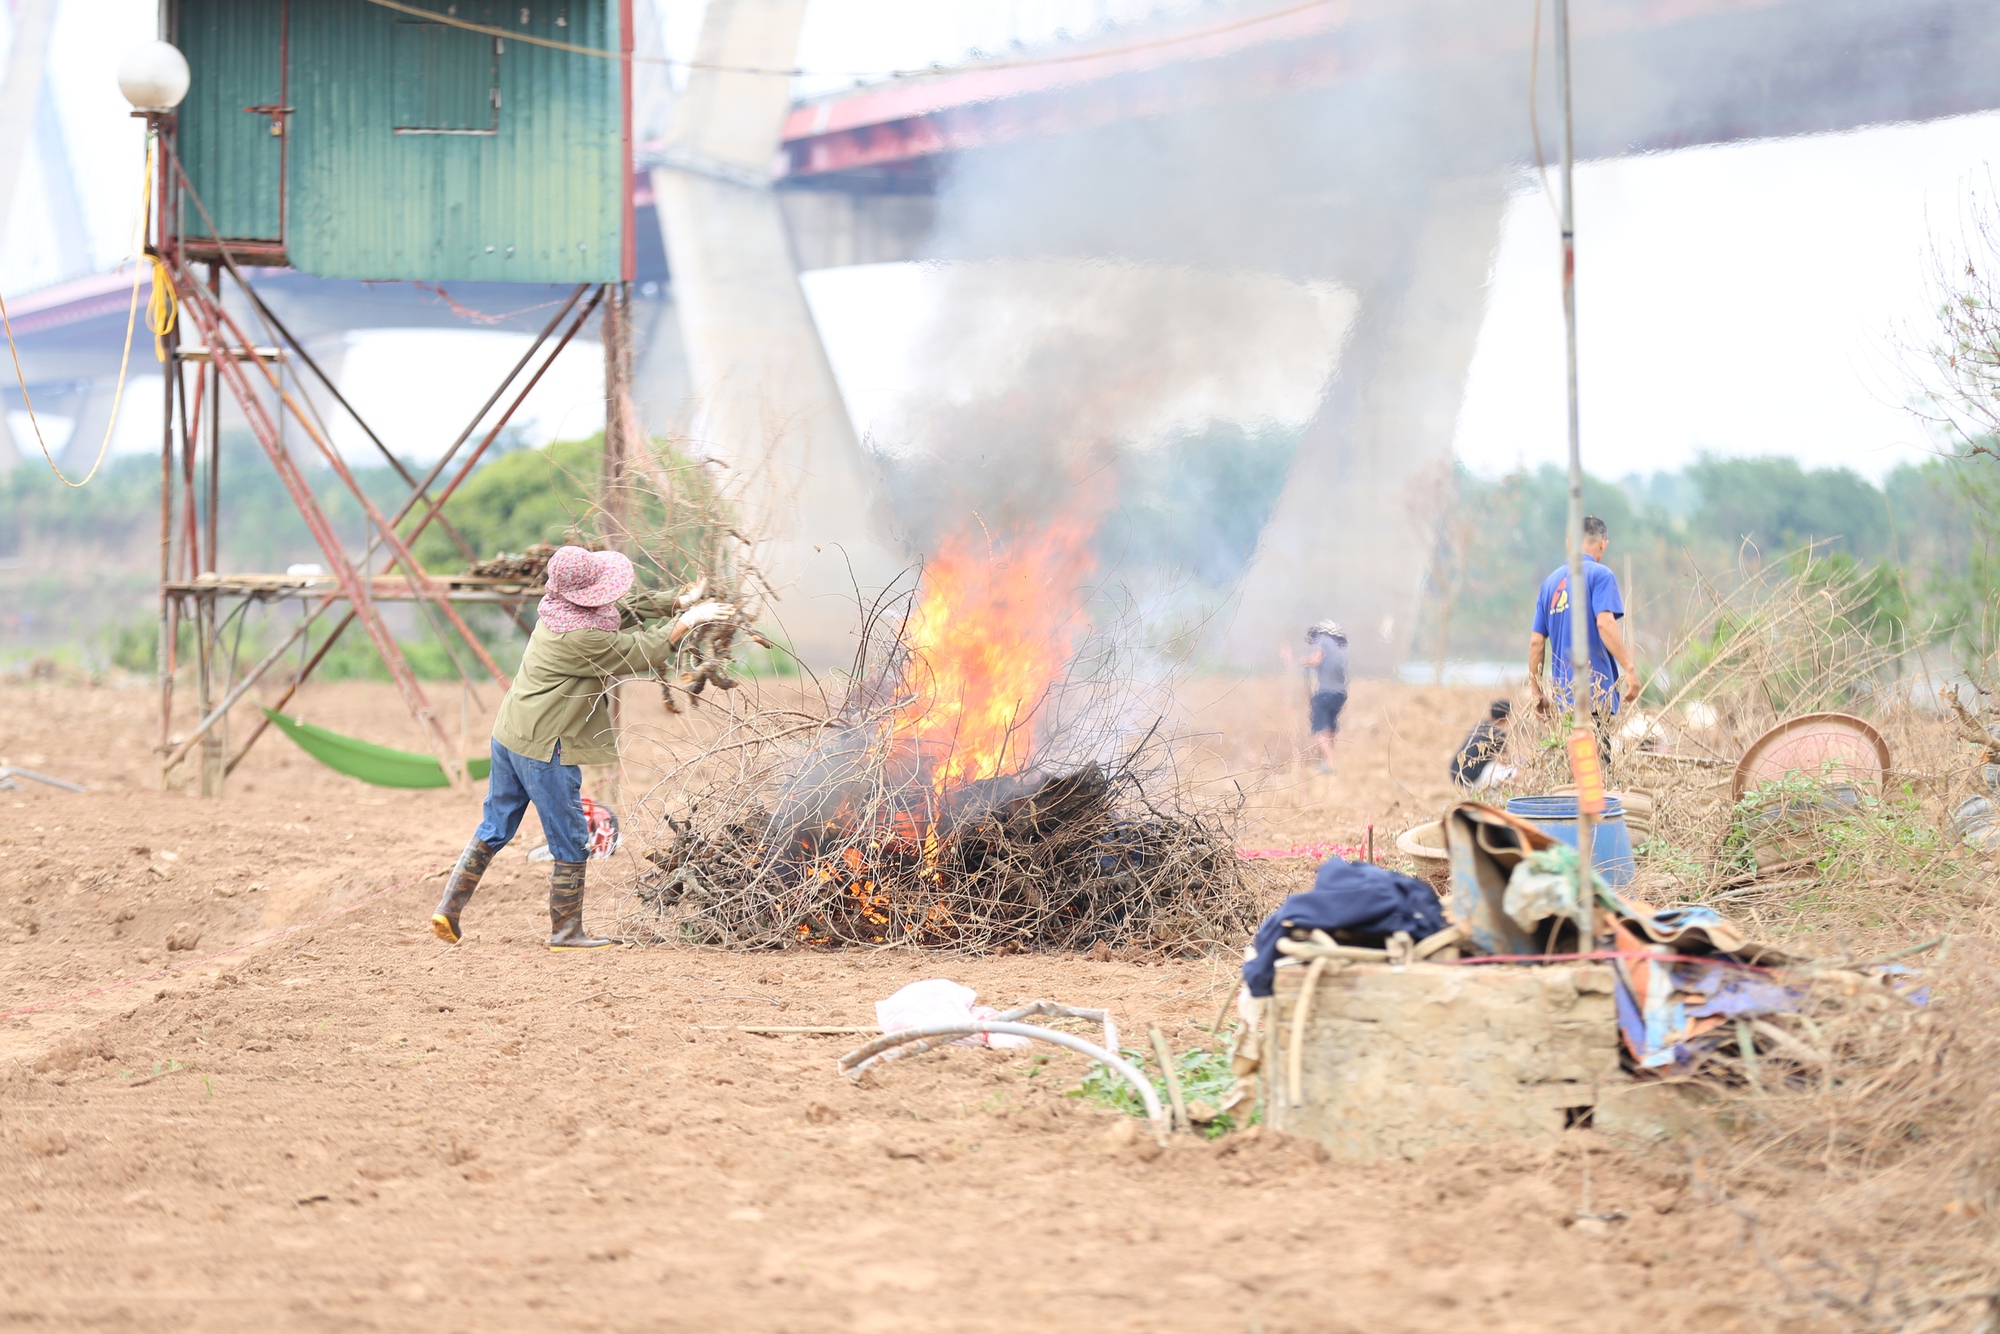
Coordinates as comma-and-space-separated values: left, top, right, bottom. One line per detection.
1437, 948, 1775, 974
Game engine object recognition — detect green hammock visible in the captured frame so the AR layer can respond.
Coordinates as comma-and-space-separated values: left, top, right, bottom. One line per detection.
260, 707, 490, 789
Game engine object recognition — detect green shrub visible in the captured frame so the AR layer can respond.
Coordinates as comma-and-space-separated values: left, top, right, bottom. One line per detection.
1066, 1043, 1248, 1138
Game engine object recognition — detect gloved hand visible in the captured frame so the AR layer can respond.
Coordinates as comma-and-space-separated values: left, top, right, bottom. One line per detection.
676, 600, 737, 631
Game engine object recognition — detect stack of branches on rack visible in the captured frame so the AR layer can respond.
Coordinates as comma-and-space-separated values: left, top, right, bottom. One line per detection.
467, 527, 606, 581
446, 442, 777, 709
467, 541, 564, 581
611, 586, 1259, 955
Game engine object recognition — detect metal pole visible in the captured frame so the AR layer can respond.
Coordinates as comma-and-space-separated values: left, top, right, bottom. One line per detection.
158, 289, 176, 772
1554, 0, 1598, 946
154, 114, 178, 774
200, 262, 226, 798
602, 280, 633, 548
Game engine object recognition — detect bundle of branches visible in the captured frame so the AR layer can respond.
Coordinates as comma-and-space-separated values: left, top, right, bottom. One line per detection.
1679, 940, 2000, 1329
466, 530, 603, 581
616, 575, 774, 713
612, 587, 1259, 955
1473, 542, 2000, 1321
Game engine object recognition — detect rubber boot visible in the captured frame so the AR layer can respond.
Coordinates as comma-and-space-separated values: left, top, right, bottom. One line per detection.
547, 860, 615, 950
431, 838, 496, 945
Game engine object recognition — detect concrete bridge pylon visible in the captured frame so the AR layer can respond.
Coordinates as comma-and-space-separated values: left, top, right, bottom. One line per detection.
1226, 178, 1512, 677
651, 0, 909, 668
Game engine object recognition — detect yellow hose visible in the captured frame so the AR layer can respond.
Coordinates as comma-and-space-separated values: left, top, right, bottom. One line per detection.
0, 134, 158, 488
147, 251, 177, 361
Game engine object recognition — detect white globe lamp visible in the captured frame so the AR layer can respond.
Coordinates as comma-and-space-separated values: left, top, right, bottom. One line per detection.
117, 41, 190, 113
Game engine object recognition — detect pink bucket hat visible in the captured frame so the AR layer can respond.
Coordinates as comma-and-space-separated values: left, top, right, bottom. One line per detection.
545, 546, 634, 607
536, 546, 634, 634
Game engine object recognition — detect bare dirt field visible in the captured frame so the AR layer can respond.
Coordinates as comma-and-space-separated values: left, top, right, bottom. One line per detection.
0, 677, 1814, 1332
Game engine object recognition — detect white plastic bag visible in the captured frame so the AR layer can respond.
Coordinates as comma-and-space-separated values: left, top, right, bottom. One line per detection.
1502, 858, 1580, 933
875, 978, 1033, 1050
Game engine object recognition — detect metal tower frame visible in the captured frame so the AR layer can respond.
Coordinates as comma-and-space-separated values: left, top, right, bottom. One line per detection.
148, 131, 628, 795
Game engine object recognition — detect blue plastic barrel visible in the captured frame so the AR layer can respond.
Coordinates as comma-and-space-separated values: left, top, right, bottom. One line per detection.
1503, 795, 1636, 887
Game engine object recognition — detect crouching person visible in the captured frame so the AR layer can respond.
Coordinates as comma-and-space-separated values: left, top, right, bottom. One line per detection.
432, 545, 734, 951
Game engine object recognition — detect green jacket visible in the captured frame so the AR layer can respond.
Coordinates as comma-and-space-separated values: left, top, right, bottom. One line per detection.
492, 623, 682, 766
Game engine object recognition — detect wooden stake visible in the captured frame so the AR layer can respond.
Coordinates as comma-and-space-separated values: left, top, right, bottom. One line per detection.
1149, 1026, 1189, 1134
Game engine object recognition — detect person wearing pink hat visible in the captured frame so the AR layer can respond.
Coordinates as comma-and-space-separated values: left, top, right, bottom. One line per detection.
431, 545, 736, 950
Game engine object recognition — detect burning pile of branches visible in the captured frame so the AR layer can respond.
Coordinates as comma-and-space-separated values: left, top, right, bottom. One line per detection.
617, 519, 1259, 954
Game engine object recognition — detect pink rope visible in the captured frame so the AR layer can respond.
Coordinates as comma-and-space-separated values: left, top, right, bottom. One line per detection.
0, 862, 447, 1022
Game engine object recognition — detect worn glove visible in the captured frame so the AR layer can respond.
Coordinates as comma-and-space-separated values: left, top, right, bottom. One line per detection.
676, 600, 737, 631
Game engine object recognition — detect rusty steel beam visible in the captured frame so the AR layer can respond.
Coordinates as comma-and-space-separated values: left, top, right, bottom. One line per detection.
165, 266, 468, 787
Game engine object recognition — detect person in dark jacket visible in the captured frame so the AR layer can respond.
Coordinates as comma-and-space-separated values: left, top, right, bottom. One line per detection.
1449, 699, 1517, 789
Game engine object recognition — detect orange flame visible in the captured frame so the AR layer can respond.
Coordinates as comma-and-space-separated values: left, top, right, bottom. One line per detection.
896, 509, 1098, 791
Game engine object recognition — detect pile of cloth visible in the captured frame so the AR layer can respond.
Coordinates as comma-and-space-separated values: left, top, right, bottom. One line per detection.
1240, 803, 1925, 1073
1241, 857, 1446, 997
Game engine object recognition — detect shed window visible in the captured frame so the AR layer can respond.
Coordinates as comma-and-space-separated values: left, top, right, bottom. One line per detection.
392, 21, 499, 134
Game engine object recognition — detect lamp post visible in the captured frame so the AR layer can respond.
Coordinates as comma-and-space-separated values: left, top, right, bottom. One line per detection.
120, 39, 188, 787
117, 40, 189, 116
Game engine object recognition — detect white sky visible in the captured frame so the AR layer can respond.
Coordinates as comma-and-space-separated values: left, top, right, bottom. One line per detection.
1456, 114, 2000, 482
4, 2, 1996, 482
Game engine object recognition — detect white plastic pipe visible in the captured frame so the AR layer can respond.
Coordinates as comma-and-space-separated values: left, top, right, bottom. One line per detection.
839, 1020, 1169, 1144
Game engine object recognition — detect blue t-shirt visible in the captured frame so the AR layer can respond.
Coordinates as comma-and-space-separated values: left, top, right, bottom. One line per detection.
1308, 632, 1348, 695
1531, 555, 1625, 713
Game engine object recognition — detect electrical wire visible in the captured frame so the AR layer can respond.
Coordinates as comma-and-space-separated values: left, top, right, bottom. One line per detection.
361, 0, 1340, 81
1527, 0, 1559, 223
0, 133, 161, 488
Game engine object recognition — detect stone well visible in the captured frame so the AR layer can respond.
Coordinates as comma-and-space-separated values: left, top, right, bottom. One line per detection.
1263, 960, 1694, 1160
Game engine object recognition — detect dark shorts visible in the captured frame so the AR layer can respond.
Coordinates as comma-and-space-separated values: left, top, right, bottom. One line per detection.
1310, 690, 1348, 735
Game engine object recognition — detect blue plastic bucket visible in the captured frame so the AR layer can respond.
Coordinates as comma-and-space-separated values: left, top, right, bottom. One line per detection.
1503, 795, 1636, 887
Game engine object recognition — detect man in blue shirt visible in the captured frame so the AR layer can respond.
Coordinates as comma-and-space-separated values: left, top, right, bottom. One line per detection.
1528, 515, 1639, 717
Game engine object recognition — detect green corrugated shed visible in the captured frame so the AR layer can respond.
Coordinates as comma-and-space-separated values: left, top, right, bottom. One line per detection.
170, 0, 625, 283
173, 0, 284, 242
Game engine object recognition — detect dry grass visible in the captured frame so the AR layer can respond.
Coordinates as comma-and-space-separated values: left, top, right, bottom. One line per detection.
1485, 554, 2000, 1330
1674, 941, 2000, 1330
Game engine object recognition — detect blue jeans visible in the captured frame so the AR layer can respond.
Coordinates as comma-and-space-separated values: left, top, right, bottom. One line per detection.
474, 739, 589, 863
